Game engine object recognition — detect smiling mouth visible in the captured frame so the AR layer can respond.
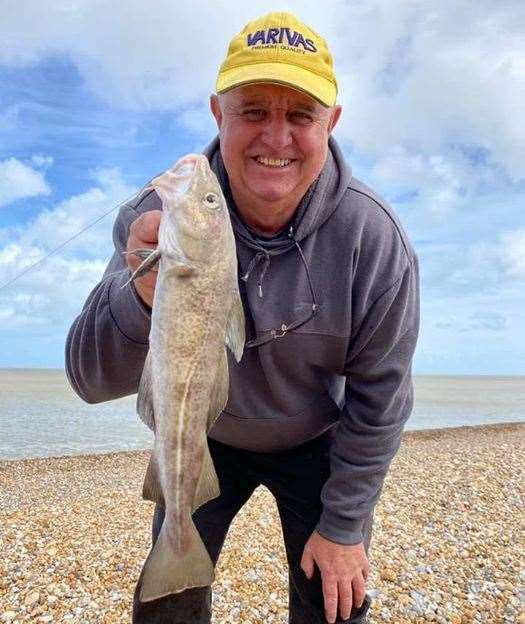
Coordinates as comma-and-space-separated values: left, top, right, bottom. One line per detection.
254, 156, 294, 168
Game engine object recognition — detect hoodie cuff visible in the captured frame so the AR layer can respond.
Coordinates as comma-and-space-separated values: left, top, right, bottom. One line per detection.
316, 509, 365, 546
108, 270, 151, 344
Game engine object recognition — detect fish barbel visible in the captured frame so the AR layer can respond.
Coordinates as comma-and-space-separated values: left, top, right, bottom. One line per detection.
129, 154, 245, 602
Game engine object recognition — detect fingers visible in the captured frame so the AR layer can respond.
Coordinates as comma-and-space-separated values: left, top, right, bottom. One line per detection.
126, 211, 162, 308
323, 570, 367, 623
130, 210, 161, 244
351, 572, 366, 609
127, 212, 161, 267
321, 571, 339, 624
337, 575, 353, 621
300, 550, 314, 580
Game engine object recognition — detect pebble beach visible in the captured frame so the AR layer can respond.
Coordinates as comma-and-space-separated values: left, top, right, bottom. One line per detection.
1, 422, 524, 624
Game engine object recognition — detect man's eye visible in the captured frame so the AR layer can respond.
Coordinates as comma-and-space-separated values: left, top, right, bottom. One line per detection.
243, 109, 266, 121
289, 111, 313, 124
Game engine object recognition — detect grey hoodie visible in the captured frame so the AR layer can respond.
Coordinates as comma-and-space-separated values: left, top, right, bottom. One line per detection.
65, 136, 420, 545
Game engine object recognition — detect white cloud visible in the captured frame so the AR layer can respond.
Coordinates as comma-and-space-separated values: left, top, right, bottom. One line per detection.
0, 1, 522, 182
498, 229, 525, 277
31, 154, 54, 169
0, 0, 524, 372
0, 167, 137, 328
370, 146, 467, 216
331, 1, 525, 182
416, 227, 525, 303
0, 157, 51, 207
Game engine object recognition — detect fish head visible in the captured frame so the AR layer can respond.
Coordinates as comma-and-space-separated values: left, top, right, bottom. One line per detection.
151, 154, 231, 262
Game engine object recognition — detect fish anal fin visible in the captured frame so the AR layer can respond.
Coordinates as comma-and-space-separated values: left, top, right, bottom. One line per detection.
225, 290, 245, 362
139, 518, 214, 602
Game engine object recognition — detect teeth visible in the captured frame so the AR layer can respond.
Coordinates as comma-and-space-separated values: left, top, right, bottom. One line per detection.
256, 156, 291, 167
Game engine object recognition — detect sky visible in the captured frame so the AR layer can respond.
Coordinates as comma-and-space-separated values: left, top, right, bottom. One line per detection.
0, 0, 524, 374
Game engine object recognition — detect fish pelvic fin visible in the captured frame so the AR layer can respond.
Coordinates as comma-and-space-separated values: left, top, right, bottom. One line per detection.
139, 517, 214, 603
192, 437, 220, 512
137, 350, 155, 432
225, 289, 245, 362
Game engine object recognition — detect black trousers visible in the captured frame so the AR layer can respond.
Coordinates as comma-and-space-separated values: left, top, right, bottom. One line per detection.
133, 427, 374, 623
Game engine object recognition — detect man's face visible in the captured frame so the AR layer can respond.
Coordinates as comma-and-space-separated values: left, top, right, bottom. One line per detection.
210, 84, 341, 208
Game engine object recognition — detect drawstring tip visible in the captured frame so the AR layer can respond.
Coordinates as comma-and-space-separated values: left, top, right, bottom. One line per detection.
258, 285, 263, 298
241, 273, 249, 282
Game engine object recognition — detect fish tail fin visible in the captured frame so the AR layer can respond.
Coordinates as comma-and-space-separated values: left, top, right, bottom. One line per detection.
139, 518, 214, 603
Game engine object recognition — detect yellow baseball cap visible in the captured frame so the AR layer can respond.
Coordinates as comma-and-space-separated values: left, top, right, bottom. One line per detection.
216, 12, 338, 107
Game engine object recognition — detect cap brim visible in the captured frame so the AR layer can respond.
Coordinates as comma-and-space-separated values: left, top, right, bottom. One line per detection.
216, 62, 337, 107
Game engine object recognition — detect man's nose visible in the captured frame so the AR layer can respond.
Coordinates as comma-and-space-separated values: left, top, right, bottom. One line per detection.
260, 114, 293, 151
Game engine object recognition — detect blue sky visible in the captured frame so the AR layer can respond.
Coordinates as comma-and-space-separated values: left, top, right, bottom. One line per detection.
0, 0, 524, 374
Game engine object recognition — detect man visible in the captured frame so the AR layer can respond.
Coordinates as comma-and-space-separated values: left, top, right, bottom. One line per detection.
66, 12, 420, 624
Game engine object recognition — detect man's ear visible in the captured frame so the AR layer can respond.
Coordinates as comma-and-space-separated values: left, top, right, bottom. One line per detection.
328, 105, 342, 133
210, 94, 222, 130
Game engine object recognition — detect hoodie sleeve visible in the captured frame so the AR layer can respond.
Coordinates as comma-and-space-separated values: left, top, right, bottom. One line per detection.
65, 202, 153, 403
316, 254, 420, 545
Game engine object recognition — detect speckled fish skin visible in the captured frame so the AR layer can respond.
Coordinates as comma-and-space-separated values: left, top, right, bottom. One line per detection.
137, 154, 245, 603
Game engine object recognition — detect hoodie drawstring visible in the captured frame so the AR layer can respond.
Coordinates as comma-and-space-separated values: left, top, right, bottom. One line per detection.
243, 226, 319, 349
241, 250, 271, 298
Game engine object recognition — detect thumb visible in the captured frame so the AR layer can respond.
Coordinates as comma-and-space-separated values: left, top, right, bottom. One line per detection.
300, 548, 315, 580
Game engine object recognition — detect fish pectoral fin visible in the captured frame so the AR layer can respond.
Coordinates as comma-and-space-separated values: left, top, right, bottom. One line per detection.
192, 438, 220, 512
139, 518, 214, 602
124, 247, 159, 261
121, 248, 162, 289
171, 260, 197, 276
142, 449, 164, 504
137, 350, 155, 432
225, 289, 245, 362
206, 350, 228, 433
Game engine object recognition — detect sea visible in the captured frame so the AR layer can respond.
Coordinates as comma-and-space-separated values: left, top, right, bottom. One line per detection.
0, 369, 523, 461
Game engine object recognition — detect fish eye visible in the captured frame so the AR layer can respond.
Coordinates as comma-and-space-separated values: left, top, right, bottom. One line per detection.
203, 192, 219, 208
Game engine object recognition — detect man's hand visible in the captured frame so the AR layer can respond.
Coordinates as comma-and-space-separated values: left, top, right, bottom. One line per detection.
126, 210, 162, 308
300, 531, 369, 623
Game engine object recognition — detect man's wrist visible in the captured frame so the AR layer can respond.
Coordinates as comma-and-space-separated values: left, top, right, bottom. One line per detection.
316, 510, 365, 546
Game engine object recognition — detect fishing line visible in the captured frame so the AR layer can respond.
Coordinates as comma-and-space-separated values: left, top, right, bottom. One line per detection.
0, 186, 153, 292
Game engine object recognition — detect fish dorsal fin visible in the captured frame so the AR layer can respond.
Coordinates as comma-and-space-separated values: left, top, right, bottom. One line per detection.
137, 350, 155, 432
225, 289, 245, 363
142, 448, 164, 504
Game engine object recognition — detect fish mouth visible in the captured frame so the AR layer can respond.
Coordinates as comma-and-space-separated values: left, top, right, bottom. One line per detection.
152, 154, 211, 198
169, 154, 210, 193
174, 154, 199, 176
175, 154, 210, 176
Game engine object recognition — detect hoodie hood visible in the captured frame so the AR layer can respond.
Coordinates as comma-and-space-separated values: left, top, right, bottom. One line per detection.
203, 135, 353, 247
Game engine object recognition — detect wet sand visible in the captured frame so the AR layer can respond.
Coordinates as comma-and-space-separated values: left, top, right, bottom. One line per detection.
1, 422, 523, 623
